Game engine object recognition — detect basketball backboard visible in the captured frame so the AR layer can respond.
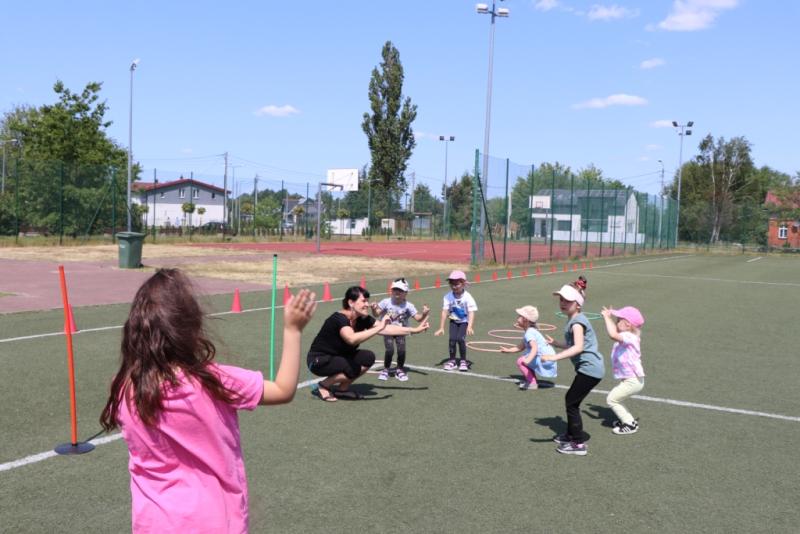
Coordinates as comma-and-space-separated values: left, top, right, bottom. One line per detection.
326, 169, 359, 191
529, 195, 551, 209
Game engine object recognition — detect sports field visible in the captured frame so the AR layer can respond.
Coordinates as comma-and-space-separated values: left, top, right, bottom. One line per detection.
1, 253, 798, 532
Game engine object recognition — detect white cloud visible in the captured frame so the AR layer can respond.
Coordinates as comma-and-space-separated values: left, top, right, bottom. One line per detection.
645, 144, 662, 151
413, 131, 442, 141
650, 119, 674, 128
573, 93, 648, 109
534, 0, 560, 11
254, 104, 300, 117
587, 4, 639, 21
657, 0, 738, 31
640, 57, 665, 69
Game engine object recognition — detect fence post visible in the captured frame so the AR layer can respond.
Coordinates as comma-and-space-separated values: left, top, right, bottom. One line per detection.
584, 175, 590, 258
527, 164, 534, 263
59, 162, 64, 245
568, 172, 574, 258
599, 179, 605, 257
611, 186, 618, 256
548, 169, 555, 262
471, 149, 480, 265
502, 158, 509, 264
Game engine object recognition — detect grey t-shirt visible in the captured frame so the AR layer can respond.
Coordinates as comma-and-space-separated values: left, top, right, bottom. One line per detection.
564, 313, 605, 379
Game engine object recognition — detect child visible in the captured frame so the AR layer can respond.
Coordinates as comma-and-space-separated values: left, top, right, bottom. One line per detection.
601, 305, 646, 435
372, 278, 430, 381
541, 277, 605, 456
100, 269, 317, 532
500, 305, 557, 390
434, 270, 477, 372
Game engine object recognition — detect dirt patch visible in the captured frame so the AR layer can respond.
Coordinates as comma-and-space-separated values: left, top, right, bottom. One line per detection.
0, 244, 263, 262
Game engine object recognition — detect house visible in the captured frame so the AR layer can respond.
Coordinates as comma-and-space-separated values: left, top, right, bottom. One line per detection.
133, 177, 227, 227
329, 217, 370, 236
531, 189, 645, 244
764, 190, 800, 248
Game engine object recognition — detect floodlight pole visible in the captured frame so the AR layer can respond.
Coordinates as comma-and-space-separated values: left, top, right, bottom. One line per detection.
477, 1, 508, 260
439, 135, 455, 238
657, 159, 664, 247
673, 121, 693, 247
316, 182, 343, 253
127, 59, 139, 232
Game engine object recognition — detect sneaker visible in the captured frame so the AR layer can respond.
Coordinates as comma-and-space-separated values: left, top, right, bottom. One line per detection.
612, 420, 639, 435
556, 441, 588, 456
458, 360, 469, 372
519, 381, 538, 390
395, 369, 409, 382
378, 368, 390, 381
612, 420, 622, 428
443, 359, 457, 371
552, 433, 571, 445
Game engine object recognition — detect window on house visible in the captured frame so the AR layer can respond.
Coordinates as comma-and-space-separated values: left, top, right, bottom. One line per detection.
350, 219, 357, 229
193, 189, 199, 199
211, 192, 216, 199
778, 225, 788, 239
179, 188, 185, 199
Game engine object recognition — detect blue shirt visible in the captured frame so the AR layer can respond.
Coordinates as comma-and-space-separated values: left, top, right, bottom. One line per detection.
522, 327, 557, 378
564, 313, 605, 379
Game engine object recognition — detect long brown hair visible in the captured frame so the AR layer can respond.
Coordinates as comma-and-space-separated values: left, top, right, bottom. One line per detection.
100, 269, 237, 431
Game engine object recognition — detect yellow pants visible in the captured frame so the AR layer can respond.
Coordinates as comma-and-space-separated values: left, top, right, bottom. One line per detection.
606, 377, 645, 425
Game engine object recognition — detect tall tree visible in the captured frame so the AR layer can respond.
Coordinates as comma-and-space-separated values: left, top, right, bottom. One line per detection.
361, 41, 417, 225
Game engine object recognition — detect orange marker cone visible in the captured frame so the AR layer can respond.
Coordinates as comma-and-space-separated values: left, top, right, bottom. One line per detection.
64, 305, 77, 334
435, 275, 441, 288
572, 264, 578, 272
506, 270, 513, 280
581, 262, 586, 270
231, 289, 242, 313
536, 266, 542, 276
589, 261, 594, 270
360, 276, 366, 289
492, 271, 498, 281
550, 265, 557, 273
414, 279, 421, 290
521, 269, 528, 277
563, 264, 568, 272
323, 282, 332, 302
283, 283, 292, 306
474, 273, 481, 283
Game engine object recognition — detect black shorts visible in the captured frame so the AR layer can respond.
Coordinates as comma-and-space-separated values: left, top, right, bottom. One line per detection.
307, 350, 376, 379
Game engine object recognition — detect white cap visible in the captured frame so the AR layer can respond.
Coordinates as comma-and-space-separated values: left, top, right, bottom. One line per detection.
391, 279, 409, 292
553, 284, 584, 306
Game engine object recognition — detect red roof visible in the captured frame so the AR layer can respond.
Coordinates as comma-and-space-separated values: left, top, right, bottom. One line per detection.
132, 177, 227, 194
765, 190, 800, 209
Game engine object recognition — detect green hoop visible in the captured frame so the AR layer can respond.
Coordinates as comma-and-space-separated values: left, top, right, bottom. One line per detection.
555, 311, 602, 321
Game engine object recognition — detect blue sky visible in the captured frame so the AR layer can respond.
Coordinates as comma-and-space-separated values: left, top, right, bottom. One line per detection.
1, 0, 797, 200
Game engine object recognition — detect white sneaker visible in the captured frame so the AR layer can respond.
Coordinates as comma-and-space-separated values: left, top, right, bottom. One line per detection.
458, 360, 469, 372
378, 369, 389, 381
395, 369, 409, 382
612, 420, 639, 435
443, 359, 457, 371
519, 381, 538, 390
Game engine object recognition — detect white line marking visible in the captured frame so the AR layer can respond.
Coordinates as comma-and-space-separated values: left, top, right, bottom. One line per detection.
0, 254, 692, 345
3, 361, 795, 474
746, 256, 763, 263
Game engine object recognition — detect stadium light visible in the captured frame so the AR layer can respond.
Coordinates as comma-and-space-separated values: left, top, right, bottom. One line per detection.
476, 0, 509, 260
673, 120, 693, 247
127, 58, 140, 232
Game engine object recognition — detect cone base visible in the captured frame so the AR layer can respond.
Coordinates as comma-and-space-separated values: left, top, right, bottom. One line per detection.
55, 442, 95, 455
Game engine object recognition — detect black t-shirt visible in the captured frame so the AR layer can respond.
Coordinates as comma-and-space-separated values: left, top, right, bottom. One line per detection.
309, 312, 376, 357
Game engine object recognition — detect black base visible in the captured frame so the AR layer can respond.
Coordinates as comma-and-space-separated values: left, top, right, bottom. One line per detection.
54, 442, 95, 455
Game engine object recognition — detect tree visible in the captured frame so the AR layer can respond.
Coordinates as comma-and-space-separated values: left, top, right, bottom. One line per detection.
361, 41, 417, 224
197, 206, 206, 225
181, 202, 196, 226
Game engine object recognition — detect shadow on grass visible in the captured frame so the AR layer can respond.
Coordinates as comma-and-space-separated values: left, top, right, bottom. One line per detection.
585, 404, 616, 427
529, 416, 564, 442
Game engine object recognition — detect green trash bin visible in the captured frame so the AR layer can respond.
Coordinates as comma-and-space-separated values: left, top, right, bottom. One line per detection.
116, 232, 145, 268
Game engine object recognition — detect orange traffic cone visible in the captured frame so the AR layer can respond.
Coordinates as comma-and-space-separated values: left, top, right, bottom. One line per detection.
323, 282, 332, 302
521, 269, 528, 277
581, 262, 586, 270
64, 305, 77, 334
435, 275, 441, 288
360, 276, 366, 289
231, 289, 242, 313
572, 264, 578, 272
589, 261, 594, 270
414, 279, 421, 290
563, 264, 568, 272
506, 270, 512, 280
536, 266, 542, 276
474, 273, 481, 283
492, 271, 498, 281
550, 265, 557, 273
283, 283, 292, 306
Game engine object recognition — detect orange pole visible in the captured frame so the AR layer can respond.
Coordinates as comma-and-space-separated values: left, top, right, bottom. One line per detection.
58, 266, 79, 446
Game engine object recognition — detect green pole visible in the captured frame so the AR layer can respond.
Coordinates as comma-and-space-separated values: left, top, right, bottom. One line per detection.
14, 157, 20, 244
269, 254, 278, 381
633, 192, 639, 254
548, 169, 555, 262
623, 187, 630, 254
584, 175, 590, 258
502, 158, 509, 264
611, 186, 619, 257
599, 179, 605, 257
153, 173, 158, 242
111, 168, 117, 243
59, 163, 64, 245
568, 172, 575, 257
527, 164, 534, 263
471, 149, 480, 265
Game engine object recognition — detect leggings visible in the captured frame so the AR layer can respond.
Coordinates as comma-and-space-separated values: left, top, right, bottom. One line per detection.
449, 321, 468, 361
383, 335, 407, 369
565, 372, 602, 444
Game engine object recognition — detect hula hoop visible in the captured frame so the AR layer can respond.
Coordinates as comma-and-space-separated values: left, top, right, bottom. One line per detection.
535, 322, 557, 332
555, 311, 602, 320
544, 334, 554, 344
466, 341, 517, 353
488, 329, 524, 340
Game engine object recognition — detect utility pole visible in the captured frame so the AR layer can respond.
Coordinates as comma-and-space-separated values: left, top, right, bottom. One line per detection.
223, 152, 228, 236
410, 171, 415, 213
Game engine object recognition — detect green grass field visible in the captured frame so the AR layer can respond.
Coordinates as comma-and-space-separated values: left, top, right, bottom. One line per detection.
1, 253, 799, 532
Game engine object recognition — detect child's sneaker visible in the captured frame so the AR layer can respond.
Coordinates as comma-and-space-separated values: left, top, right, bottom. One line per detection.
458, 359, 469, 372
519, 381, 538, 390
556, 441, 588, 456
395, 368, 409, 382
612, 420, 639, 435
443, 359, 457, 371
552, 433, 571, 445
612, 420, 622, 428
378, 368, 390, 381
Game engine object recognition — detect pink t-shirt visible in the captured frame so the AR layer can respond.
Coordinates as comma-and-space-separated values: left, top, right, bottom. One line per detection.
611, 331, 645, 379
117, 364, 264, 534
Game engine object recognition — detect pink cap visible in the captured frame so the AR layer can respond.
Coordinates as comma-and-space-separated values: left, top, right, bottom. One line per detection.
611, 306, 645, 327
447, 270, 467, 281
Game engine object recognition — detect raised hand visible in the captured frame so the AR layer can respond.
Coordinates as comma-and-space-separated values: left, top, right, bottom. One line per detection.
285, 289, 317, 332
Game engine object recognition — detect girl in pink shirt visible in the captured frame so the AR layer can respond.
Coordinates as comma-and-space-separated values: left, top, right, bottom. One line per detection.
100, 269, 317, 533
600, 305, 645, 436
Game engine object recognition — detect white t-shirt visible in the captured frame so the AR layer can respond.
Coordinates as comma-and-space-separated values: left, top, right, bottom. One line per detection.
441, 290, 478, 324
377, 297, 418, 327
